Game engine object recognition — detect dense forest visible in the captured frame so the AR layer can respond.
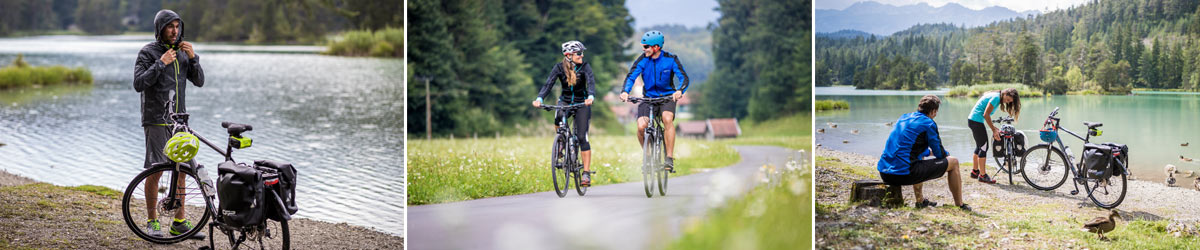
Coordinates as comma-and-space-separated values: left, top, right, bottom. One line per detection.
697, 0, 811, 121
407, 0, 634, 137
408, 0, 812, 137
817, 0, 1200, 94
0, 0, 400, 44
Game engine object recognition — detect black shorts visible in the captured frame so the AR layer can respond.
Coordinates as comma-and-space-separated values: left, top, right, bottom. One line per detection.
636, 98, 677, 119
968, 120, 988, 157
880, 158, 949, 186
144, 125, 195, 168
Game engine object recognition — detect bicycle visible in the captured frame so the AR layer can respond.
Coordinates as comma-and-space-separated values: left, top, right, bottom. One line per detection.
1020, 107, 1129, 209
540, 103, 590, 197
628, 96, 673, 198
121, 98, 291, 249
989, 116, 1025, 185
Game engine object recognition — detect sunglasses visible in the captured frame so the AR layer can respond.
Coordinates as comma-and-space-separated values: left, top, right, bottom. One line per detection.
643, 45, 654, 49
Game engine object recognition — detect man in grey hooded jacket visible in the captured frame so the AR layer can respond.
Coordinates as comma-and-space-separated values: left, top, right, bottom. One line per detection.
132, 9, 205, 239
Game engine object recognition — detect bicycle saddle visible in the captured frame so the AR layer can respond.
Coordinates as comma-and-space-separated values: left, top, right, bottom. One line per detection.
221, 122, 253, 136
1083, 121, 1103, 129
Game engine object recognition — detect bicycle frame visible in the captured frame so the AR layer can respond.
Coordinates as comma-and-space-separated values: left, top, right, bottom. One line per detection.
543, 103, 586, 170
631, 97, 670, 172
1043, 116, 1092, 179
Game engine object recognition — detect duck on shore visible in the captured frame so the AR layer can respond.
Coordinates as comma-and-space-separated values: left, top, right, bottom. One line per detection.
1082, 210, 1122, 240
1166, 165, 1178, 186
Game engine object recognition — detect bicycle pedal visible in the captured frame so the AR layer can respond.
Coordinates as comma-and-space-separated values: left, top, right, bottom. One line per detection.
1070, 190, 1079, 195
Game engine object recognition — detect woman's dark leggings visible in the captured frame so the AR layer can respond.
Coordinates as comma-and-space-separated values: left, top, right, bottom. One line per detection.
555, 101, 591, 151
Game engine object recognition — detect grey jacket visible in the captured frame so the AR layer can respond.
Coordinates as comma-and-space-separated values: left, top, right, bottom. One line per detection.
133, 9, 204, 126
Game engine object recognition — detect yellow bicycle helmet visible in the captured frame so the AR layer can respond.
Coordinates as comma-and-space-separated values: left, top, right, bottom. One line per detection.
164, 132, 200, 163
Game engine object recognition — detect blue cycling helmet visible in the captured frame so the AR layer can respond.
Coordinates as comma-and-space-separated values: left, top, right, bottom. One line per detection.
641, 30, 664, 47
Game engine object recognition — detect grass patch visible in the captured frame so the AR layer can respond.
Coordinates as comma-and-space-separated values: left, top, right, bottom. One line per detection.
741, 113, 811, 137
947, 83, 1043, 98
815, 100, 850, 111
66, 185, 121, 199
0, 54, 92, 89
408, 136, 740, 205
325, 28, 403, 57
817, 156, 876, 179
726, 113, 812, 150
667, 169, 811, 250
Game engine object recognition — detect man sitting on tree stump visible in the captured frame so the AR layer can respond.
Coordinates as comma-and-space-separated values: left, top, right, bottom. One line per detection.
876, 94, 970, 211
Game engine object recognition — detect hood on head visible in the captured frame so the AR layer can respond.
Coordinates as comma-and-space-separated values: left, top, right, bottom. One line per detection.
154, 9, 184, 47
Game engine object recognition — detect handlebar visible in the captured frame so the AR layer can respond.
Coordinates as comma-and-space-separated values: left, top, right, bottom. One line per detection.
1049, 107, 1060, 118
627, 96, 673, 104
539, 103, 588, 111
991, 116, 1015, 124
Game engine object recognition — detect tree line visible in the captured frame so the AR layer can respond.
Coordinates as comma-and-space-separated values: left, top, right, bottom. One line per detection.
407, 0, 813, 138
695, 0, 811, 121
406, 0, 633, 137
0, 0, 400, 44
817, 0, 1200, 94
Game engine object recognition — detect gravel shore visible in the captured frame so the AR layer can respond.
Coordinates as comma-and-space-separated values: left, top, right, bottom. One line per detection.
0, 169, 404, 249
816, 147, 1200, 249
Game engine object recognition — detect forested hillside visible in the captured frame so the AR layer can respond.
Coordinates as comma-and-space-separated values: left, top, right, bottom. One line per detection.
817, 0, 1200, 94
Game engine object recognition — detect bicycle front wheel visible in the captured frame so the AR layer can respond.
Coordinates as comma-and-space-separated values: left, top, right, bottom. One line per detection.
551, 135, 568, 198
1020, 144, 1069, 191
122, 163, 213, 244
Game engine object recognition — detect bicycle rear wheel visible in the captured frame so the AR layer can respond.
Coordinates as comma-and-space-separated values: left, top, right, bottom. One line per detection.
656, 136, 668, 196
643, 131, 656, 198
220, 219, 290, 250
572, 140, 587, 196
551, 135, 569, 198
1020, 144, 1069, 191
1084, 169, 1128, 209
122, 163, 212, 244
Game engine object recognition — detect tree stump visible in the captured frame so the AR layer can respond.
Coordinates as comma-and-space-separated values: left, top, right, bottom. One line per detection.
849, 179, 904, 208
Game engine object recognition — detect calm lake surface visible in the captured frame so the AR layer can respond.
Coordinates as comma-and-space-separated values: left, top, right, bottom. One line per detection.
0, 35, 405, 235
817, 86, 1200, 186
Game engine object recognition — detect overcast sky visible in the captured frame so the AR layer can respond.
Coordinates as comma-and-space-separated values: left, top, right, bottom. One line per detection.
816, 0, 1092, 12
625, 0, 721, 29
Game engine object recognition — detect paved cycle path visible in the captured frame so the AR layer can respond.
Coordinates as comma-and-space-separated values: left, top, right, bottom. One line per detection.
408, 145, 804, 250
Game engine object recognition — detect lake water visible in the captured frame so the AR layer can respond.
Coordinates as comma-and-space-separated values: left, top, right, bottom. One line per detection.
817, 86, 1200, 186
0, 35, 405, 235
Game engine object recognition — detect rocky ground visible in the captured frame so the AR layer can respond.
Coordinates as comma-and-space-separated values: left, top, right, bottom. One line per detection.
0, 170, 404, 249
816, 147, 1200, 249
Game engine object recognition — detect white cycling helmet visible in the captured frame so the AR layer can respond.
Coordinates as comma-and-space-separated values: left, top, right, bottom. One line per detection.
561, 40, 586, 55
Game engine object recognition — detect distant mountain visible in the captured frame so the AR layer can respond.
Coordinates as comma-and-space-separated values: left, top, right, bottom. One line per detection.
816, 1, 1039, 36
816, 30, 873, 39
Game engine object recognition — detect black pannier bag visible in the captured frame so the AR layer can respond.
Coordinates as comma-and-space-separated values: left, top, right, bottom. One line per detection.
991, 131, 1028, 157
1082, 143, 1113, 179
1013, 131, 1027, 156
1101, 142, 1129, 176
217, 161, 265, 228
256, 160, 298, 221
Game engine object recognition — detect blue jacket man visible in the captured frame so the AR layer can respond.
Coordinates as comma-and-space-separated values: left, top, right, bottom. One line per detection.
876, 95, 969, 211
620, 30, 689, 171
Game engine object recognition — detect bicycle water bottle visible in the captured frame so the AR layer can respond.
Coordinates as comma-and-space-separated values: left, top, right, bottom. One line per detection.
196, 164, 215, 197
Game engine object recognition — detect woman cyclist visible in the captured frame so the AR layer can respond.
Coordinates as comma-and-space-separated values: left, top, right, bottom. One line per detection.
967, 88, 1021, 184
533, 40, 597, 186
